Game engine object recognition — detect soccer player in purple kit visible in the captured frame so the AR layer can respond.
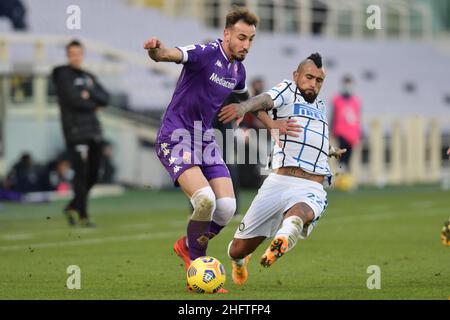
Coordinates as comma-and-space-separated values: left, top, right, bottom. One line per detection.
143, 7, 264, 293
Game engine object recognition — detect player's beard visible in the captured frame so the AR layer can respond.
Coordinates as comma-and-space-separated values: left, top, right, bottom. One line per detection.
229, 44, 247, 62
232, 51, 247, 62
299, 89, 318, 103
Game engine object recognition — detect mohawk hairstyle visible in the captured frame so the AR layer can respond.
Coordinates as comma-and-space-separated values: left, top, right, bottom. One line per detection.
307, 52, 323, 68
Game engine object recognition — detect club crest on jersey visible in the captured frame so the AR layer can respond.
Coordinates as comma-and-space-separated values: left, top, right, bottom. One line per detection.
234, 64, 238, 77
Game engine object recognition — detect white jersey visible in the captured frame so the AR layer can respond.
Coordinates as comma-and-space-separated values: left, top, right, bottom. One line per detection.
266, 79, 331, 180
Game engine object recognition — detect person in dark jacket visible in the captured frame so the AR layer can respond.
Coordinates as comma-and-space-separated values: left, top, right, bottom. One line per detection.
52, 39, 110, 227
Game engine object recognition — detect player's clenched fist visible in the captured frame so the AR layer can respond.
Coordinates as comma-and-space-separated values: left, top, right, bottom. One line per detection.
144, 37, 162, 51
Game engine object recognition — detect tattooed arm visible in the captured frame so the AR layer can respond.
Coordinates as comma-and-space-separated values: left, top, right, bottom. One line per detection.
218, 93, 274, 124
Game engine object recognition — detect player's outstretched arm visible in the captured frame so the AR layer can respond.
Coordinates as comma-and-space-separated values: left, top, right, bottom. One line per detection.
144, 37, 182, 63
219, 93, 274, 124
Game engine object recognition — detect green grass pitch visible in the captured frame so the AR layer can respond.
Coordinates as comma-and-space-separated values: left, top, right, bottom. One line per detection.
0, 185, 449, 300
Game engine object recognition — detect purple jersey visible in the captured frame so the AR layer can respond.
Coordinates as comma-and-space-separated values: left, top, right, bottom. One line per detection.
157, 39, 247, 140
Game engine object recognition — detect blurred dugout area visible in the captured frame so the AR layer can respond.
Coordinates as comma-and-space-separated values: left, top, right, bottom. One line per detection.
0, 0, 449, 194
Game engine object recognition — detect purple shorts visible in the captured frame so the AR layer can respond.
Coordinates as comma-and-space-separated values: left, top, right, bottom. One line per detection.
156, 137, 230, 187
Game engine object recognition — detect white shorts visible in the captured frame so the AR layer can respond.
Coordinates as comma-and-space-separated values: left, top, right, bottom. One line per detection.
234, 173, 328, 240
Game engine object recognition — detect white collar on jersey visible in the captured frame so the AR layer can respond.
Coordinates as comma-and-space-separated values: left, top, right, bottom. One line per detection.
217, 39, 231, 63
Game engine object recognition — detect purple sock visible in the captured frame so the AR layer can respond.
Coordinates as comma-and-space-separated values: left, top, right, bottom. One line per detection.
207, 221, 225, 240
187, 220, 211, 260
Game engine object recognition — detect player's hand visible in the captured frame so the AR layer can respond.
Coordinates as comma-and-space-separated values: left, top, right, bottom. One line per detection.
268, 119, 303, 147
219, 103, 246, 125
144, 37, 162, 51
329, 147, 347, 159
447, 148, 450, 158
270, 119, 303, 138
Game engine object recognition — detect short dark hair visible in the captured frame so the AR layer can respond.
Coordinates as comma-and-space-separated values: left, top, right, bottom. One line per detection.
307, 52, 323, 68
225, 6, 259, 29
66, 39, 83, 52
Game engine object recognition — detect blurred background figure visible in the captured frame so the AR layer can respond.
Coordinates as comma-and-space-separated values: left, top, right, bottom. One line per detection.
42, 155, 73, 193
98, 140, 116, 184
0, 0, 27, 31
4, 152, 41, 193
331, 75, 361, 191
52, 39, 110, 227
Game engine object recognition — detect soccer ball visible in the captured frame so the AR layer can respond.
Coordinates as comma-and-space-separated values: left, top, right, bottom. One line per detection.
441, 219, 450, 247
335, 173, 354, 192
186, 256, 226, 294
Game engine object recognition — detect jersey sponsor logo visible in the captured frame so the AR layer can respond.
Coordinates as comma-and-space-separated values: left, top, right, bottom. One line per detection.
209, 73, 236, 89
293, 103, 326, 122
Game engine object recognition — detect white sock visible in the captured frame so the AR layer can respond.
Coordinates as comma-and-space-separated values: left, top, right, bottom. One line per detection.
227, 241, 246, 267
275, 216, 304, 252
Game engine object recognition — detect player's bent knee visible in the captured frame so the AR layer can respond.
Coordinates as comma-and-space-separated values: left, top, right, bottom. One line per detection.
213, 197, 236, 226
228, 239, 246, 259
190, 186, 216, 221
286, 202, 315, 224
228, 239, 255, 259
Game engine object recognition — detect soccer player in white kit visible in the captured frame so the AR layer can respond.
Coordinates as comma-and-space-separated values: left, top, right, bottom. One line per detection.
219, 53, 346, 285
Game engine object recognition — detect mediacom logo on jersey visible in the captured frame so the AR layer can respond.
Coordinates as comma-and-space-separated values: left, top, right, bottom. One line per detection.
209, 73, 236, 89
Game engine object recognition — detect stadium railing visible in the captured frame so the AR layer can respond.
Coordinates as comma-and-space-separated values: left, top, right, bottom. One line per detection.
129, 0, 433, 40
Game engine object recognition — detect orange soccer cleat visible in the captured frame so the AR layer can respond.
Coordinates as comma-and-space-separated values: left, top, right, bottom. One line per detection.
215, 287, 229, 294
231, 255, 251, 286
174, 236, 191, 271
260, 236, 289, 268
